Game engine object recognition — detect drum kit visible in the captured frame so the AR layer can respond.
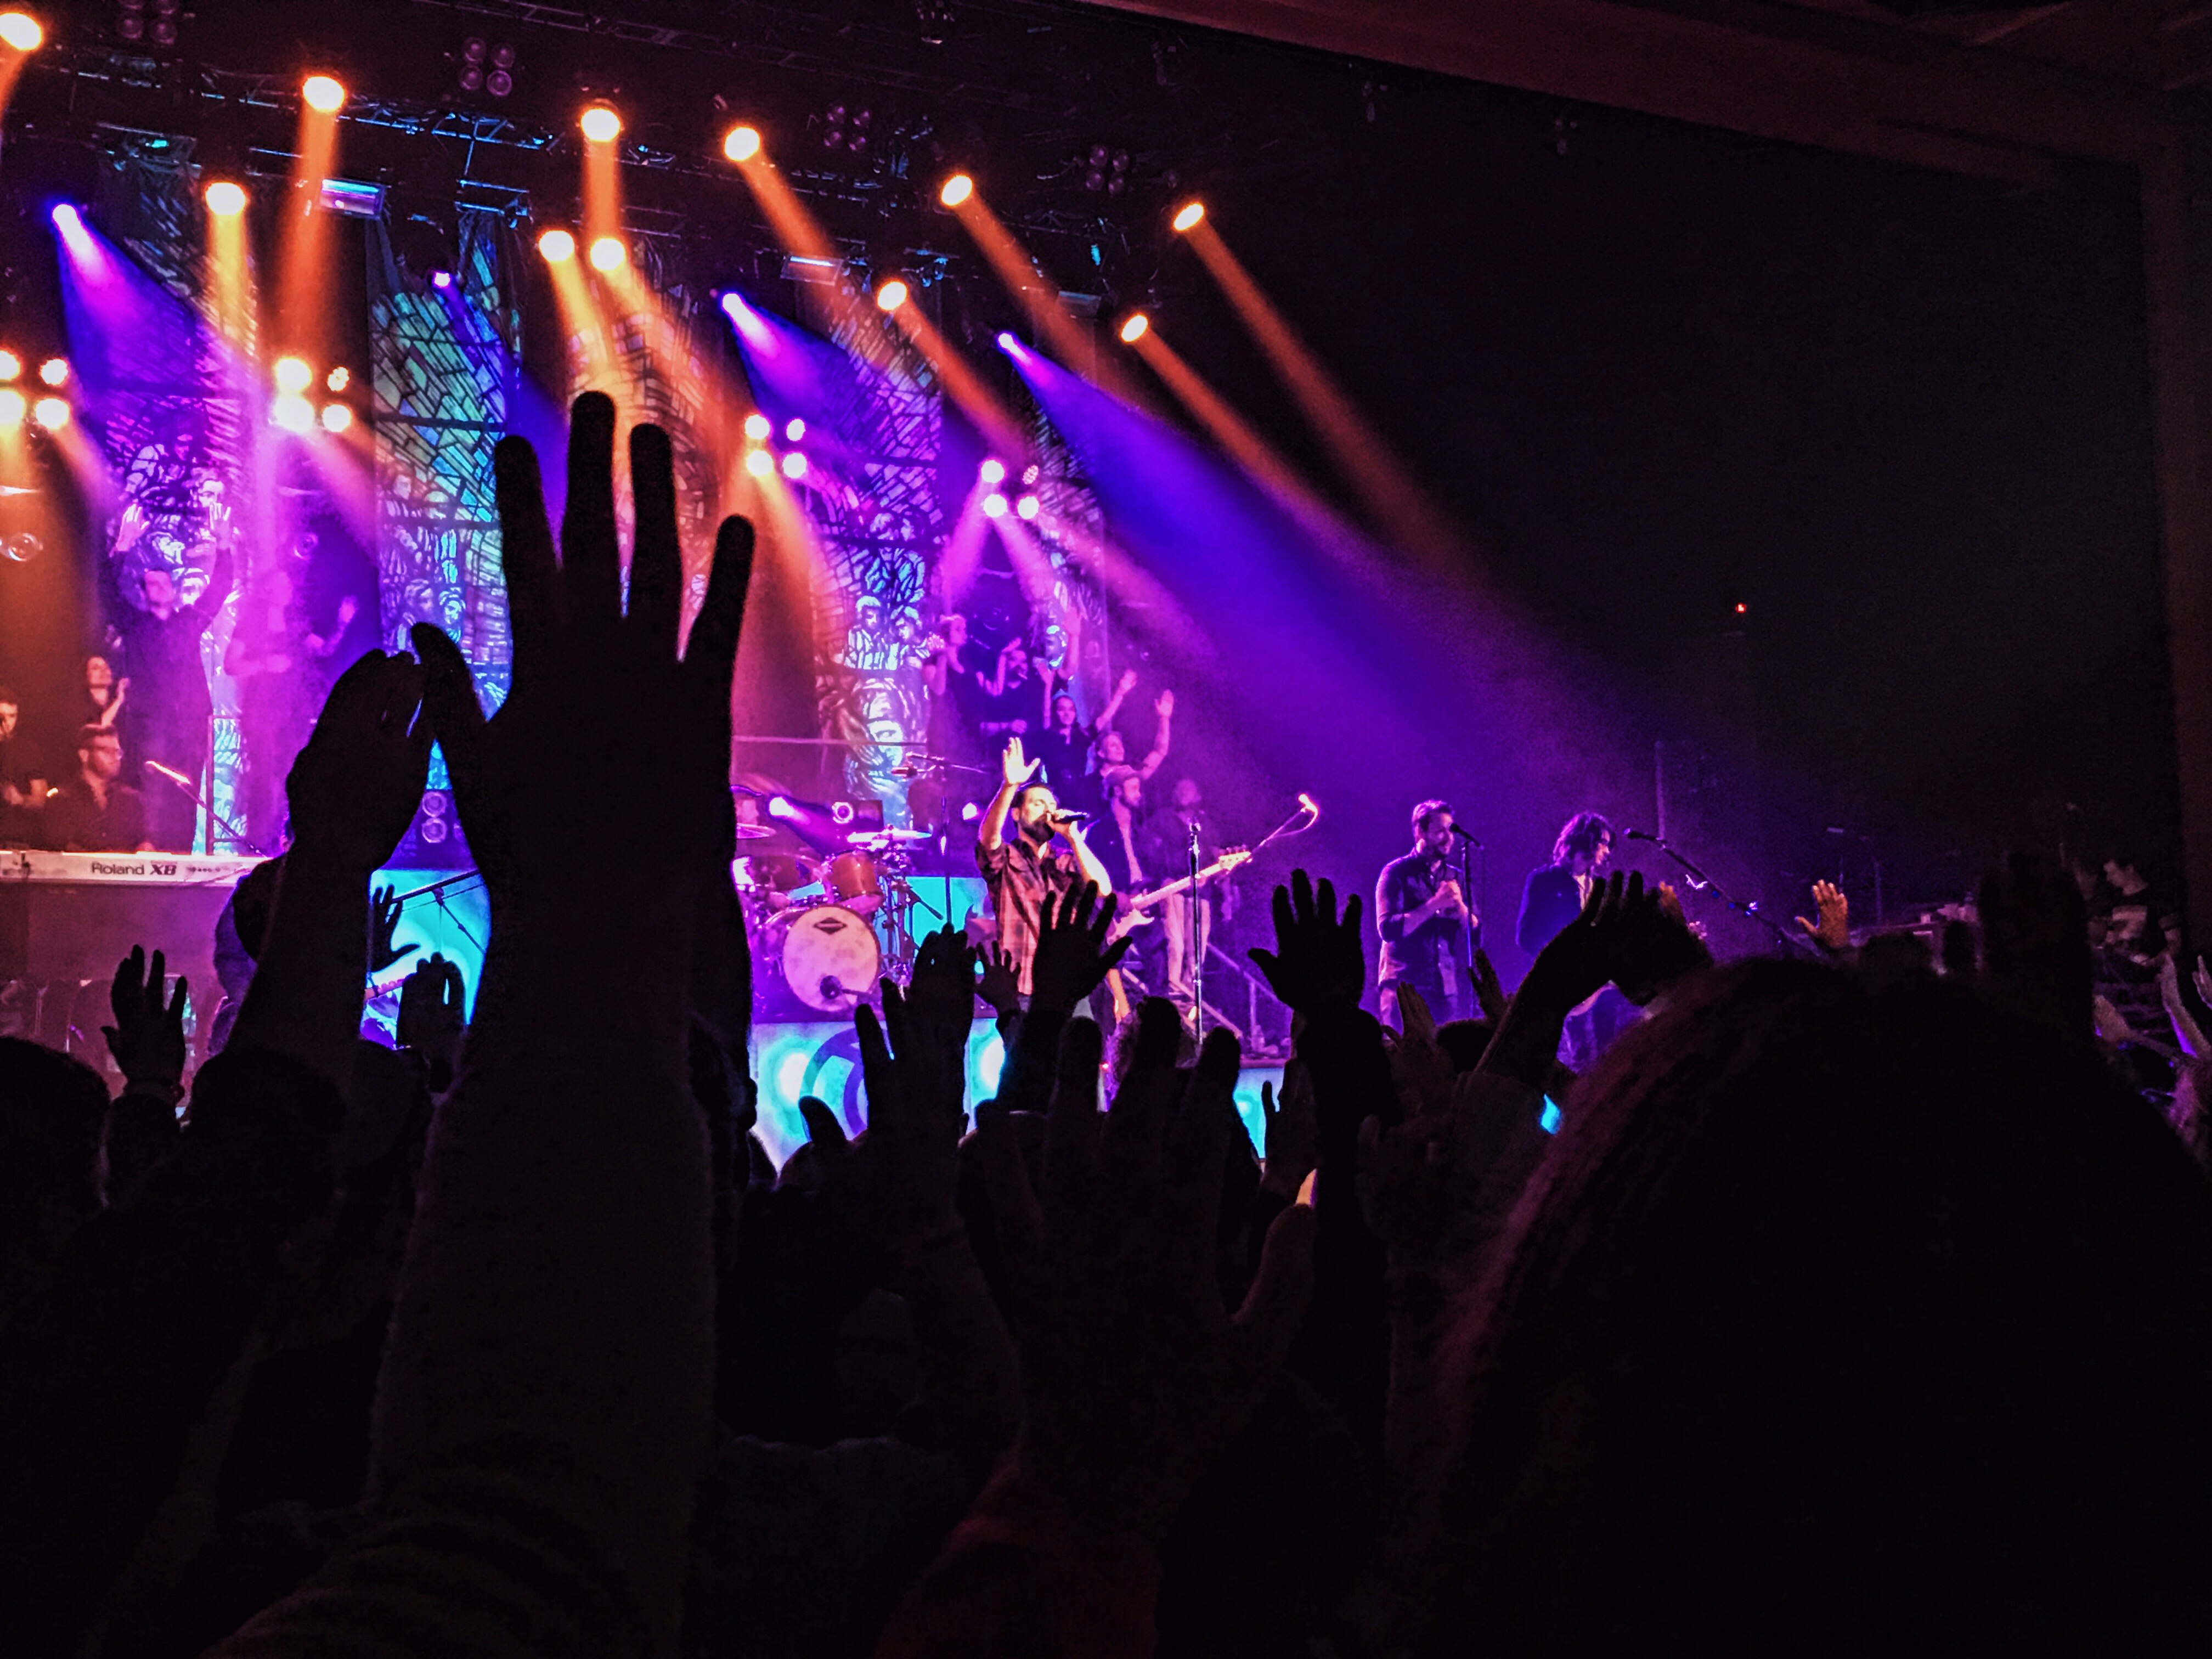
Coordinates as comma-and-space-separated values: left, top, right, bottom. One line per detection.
733, 810, 943, 1017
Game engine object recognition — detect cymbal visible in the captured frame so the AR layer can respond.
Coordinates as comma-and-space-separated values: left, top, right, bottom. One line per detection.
732, 823, 777, 840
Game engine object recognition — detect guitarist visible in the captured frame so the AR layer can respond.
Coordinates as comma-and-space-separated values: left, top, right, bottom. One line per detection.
1142, 777, 1231, 1015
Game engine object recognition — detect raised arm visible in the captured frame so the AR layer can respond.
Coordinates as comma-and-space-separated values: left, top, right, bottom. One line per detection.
1094, 667, 1137, 732
185, 549, 234, 633
224, 651, 430, 1086
215, 394, 755, 1655
1132, 689, 1173, 782
979, 737, 1037, 855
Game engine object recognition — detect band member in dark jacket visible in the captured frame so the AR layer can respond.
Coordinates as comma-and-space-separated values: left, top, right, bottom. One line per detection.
1518, 810, 1628, 1064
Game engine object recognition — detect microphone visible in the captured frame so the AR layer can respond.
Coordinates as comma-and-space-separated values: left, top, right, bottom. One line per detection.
1450, 825, 1484, 848
1623, 827, 1658, 842
1049, 810, 1092, 826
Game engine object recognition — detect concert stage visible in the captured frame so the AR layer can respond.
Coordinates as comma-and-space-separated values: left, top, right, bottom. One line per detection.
749, 1018, 1284, 1166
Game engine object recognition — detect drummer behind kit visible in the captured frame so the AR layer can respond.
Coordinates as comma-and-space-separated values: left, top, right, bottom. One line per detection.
731, 786, 938, 1015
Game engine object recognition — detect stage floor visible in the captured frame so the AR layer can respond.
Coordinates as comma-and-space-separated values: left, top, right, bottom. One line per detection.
749, 1018, 1284, 1166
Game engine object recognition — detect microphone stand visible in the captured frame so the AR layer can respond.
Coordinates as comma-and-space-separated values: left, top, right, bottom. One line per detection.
1627, 829, 1823, 958
1455, 829, 1483, 1010
1187, 819, 1204, 1040
145, 761, 266, 857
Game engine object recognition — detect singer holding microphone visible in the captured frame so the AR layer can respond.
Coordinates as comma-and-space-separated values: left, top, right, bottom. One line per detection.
977, 734, 1114, 998
1376, 798, 1474, 1025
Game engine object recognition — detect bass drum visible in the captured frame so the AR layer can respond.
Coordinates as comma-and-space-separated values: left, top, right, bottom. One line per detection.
780, 904, 882, 1014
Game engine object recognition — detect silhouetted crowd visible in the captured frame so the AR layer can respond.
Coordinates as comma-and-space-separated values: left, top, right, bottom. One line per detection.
3, 396, 2209, 1657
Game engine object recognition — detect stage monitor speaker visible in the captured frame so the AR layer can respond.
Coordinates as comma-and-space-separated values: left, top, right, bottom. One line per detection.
388, 788, 471, 868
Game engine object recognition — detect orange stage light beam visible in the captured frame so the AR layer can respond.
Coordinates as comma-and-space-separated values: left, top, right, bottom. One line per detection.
949, 190, 1147, 405
725, 146, 890, 363
202, 187, 256, 353
1182, 218, 1462, 561
582, 107, 624, 245
541, 236, 617, 396
275, 79, 342, 370
1127, 323, 1322, 516
879, 295, 1026, 458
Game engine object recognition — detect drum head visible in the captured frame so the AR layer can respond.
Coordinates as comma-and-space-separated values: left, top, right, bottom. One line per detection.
825, 851, 883, 915
781, 905, 882, 1013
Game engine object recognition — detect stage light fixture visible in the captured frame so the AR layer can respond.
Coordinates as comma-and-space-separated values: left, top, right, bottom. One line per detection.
0, 12, 41, 50
723, 125, 761, 163
273, 356, 312, 394
983, 493, 1008, 519
0, 389, 25, 426
326, 366, 349, 392
321, 402, 353, 433
538, 228, 576, 263
580, 105, 622, 144
204, 180, 247, 217
1172, 201, 1205, 232
995, 331, 1022, 355
1118, 313, 1149, 344
743, 412, 771, 441
36, 357, 66, 387
744, 449, 773, 477
784, 418, 805, 442
875, 278, 908, 312
1022, 464, 1040, 485
1016, 494, 1040, 520
429, 270, 453, 290
0, 352, 21, 383
939, 173, 974, 208
781, 452, 808, 480
302, 74, 346, 112
32, 397, 68, 431
979, 459, 1006, 484
272, 393, 314, 433
588, 235, 625, 272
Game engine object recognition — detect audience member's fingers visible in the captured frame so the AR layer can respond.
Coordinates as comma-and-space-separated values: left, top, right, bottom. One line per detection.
409, 625, 487, 780
560, 391, 622, 633
797, 1095, 849, 1154
686, 515, 755, 695
492, 436, 558, 674
168, 974, 188, 1020
627, 423, 682, 652
855, 1002, 899, 1131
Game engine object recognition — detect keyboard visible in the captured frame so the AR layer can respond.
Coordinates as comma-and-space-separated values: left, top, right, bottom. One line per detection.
0, 850, 263, 886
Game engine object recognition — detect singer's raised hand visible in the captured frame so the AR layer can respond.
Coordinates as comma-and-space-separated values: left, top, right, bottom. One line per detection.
1001, 735, 1041, 789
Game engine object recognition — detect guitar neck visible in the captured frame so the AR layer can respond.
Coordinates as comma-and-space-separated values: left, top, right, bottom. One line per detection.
1132, 855, 1242, 911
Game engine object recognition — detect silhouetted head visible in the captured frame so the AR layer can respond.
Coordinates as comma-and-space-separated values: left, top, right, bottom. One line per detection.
1423, 958, 2212, 1654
